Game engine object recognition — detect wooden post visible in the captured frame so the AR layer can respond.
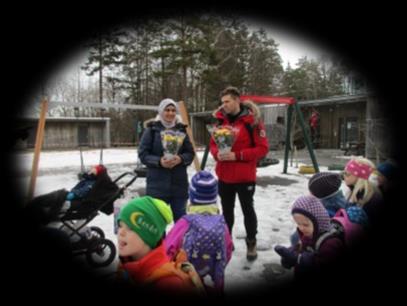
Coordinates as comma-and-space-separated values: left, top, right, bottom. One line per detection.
27, 98, 48, 201
178, 101, 200, 171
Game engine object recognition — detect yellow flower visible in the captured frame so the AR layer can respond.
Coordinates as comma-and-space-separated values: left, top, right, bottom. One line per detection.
215, 128, 231, 137
164, 135, 176, 142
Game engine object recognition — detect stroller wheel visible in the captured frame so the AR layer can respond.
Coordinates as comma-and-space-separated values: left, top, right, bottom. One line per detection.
86, 238, 116, 268
89, 226, 105, 239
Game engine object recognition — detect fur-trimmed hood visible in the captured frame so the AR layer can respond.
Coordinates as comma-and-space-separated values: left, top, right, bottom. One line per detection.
212, 100, 261, 125
143, 115, 183, 128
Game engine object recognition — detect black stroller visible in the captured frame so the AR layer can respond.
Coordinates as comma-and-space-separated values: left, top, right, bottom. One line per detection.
25, 168, 137, 268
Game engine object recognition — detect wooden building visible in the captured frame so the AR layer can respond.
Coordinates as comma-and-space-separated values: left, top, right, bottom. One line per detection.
298, 93, 392, 160
190, 93, 392, 161
298, 94, 367, 150
16, 117, 111, 150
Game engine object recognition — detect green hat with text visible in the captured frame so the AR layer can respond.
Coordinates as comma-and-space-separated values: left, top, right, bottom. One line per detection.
118, 196, 173, 248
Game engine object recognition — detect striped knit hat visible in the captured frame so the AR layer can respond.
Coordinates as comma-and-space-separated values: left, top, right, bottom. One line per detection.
292, 195, 331, 237
189, 171, 218, 205
308, 172, 342, 199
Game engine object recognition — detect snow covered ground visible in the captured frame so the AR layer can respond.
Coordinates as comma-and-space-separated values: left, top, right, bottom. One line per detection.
13, 148, 350, 294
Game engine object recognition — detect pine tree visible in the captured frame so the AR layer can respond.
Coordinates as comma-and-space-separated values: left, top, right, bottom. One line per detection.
245, 28, 284, 95
81, 27, 124, 105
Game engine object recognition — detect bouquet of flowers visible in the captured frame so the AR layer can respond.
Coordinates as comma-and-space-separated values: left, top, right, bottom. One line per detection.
208, 125, 238, 154
160, 130, 186, 159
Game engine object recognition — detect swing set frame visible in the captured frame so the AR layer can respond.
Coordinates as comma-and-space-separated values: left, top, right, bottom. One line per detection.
200, 95, 319, 174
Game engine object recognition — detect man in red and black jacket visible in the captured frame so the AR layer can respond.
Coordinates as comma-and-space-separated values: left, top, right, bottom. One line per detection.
210, 86, 269, 261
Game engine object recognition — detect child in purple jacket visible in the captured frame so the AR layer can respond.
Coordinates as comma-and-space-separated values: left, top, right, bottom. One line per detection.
164, 171, 233, 293
275, 195, 345, 279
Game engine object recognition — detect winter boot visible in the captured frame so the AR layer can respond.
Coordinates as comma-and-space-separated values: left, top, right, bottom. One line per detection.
246, 238, 257, 261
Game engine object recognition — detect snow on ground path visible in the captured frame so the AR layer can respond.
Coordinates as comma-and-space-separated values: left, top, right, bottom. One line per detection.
13, 148, 341, 293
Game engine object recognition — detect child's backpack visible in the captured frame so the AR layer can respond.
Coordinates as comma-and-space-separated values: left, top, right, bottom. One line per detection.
145, 248, 206, 295
315, 208, 366, 251
182, 214, 228, 289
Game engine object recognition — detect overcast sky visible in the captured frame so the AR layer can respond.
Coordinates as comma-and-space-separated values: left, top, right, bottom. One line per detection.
271, 31, 325, 68
58, 21, 329, 86
247, 20, 328, 68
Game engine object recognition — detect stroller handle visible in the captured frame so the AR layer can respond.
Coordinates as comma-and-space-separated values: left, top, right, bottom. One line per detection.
113, 172, 138, 190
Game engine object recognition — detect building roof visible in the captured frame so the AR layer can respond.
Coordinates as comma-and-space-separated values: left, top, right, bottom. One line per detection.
298, 93, 370, 107
18, 117, 110, 122
190, 94, 371, 117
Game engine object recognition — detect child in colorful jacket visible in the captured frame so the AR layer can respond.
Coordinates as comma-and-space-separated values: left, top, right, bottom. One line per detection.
117, 196, 202, 295
165, 171, 233, 292
275, 195, 345, 279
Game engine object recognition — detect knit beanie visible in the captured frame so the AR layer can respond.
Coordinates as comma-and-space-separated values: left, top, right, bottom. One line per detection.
94, 164, 106, 175
291, 195, 331, 236
377, 161, 398, 180
118, 196, 173, 249
189, 171, 218, 205
308, 172, 342, 199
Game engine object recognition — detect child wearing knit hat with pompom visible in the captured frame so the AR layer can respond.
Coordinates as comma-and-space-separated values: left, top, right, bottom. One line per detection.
164, 171, 233, 294
274, 195, 345, 280
117, 195, 199, 294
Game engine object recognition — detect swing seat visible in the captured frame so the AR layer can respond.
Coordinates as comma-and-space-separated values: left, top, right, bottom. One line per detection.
298, 165, 316, 174
257, 157, 280, 167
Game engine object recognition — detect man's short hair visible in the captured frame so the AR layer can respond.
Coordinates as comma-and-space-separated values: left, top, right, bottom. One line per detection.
220, 86, 240, 99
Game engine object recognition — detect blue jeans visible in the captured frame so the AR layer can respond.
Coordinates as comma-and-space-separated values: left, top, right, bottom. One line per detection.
160, 197, 187, 222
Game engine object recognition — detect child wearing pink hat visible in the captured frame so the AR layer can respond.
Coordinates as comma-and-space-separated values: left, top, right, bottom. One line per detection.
343, 157, 383, 226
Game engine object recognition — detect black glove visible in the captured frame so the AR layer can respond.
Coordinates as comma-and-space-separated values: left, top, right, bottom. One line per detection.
274, 245, 298, 269
295, 251, 315, 275
298, 251, 314, 265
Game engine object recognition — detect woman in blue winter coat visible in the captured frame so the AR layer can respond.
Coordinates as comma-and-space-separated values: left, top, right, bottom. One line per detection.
138, 98, 195, 222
